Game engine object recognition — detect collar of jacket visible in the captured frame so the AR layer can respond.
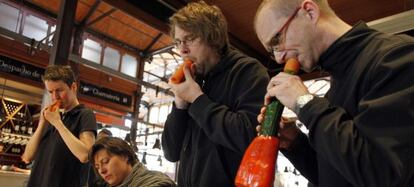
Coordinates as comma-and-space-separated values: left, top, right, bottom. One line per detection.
203, 48, 244, 80
319, 21, 379, 78
62, 104, 84, 117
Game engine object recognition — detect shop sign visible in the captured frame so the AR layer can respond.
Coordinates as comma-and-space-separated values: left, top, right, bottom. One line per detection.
0, 55, 44, 82
79, 81, 132, 107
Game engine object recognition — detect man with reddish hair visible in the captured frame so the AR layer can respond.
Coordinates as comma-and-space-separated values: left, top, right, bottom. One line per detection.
162, 1, 269, 186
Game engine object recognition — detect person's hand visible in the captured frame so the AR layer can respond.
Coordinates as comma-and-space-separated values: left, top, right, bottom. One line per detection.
257, 106, 300, 149
168, 65, 203, 109
38, 107, 48, 128
266, 72, 309, 110
43, 103, 62, 127
173, 96, 189, 109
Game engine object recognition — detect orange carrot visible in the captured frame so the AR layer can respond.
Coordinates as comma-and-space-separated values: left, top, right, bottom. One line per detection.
284, 58, 300, 74
50, 100, 61, 112
170, 59, 193, 84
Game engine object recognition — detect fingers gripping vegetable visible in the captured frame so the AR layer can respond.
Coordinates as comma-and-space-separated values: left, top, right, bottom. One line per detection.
170, 59, 193, 84
50, 100, 61, 112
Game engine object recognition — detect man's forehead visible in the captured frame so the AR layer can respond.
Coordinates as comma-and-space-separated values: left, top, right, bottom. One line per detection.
44, 79, 65, 84
257, 5, 284, 29
174, 26, 191, 38
44, 80, 67, 89
256, 8, 283, 49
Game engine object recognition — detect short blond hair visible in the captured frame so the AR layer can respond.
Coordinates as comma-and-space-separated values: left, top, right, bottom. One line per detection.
169, 1, 229, 54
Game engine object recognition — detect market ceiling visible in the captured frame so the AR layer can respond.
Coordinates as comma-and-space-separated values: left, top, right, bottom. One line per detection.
25, 0, 413, 73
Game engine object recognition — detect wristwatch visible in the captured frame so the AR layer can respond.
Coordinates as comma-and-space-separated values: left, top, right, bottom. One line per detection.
294, 94, 315, 115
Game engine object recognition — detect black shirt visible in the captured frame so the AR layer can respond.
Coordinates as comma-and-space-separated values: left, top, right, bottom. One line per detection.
28, 104, 97, 187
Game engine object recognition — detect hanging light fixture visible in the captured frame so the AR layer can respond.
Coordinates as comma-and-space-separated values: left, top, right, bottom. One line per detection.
141, 152, 147, 165
157, 155, 162, 166
293, 169, 299, 176
152, 137, 161, 149
144, 128, 149, 146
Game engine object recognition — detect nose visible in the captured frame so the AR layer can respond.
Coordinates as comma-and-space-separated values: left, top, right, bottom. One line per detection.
274, 50, 287, 64
274, 50, 297, 64
178, 46, 190, 56
50, 91, 59, 100
99, 167, 107, 175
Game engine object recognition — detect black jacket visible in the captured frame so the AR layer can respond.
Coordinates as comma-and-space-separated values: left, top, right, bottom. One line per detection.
162, 48, 269, 187
284, 22, 414, 187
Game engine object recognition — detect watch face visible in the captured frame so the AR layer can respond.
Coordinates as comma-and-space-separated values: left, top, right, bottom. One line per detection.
299, 95, 313, 105
298, 97, 306, 105
295, 94, 314, 114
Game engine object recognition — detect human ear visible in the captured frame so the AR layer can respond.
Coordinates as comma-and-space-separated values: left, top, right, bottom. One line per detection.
301, 0, 320, 24
71, 82, 78, 92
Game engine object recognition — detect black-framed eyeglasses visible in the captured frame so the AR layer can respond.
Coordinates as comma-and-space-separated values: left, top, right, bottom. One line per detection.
269, 7, 301, 60
173, 35, 198, 48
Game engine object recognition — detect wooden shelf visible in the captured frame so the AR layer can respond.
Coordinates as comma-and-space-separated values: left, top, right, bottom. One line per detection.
0, 97, 38, 166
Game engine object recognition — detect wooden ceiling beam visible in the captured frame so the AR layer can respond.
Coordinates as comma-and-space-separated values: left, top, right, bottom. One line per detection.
84, 28, 142, 54
11, 0, 56, 19
49, 0, 78, 65
80, 0, 101, 26
103, 0, 269, 66
148, 45, 174, 57
16, 0, 146, 57
159, 0, 186, 10
144, 33, 163, 53
86, 8, 116, 27
102, 0, 170, 34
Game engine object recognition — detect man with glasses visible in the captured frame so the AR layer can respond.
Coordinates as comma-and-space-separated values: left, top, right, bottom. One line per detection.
255, 0, 414, 186
162, 1, 269, 186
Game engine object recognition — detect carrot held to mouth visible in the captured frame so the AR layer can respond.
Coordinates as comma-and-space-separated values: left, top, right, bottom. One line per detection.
50, 100, 61, 112
235, 58, 300, 187
170, 59, 193, 84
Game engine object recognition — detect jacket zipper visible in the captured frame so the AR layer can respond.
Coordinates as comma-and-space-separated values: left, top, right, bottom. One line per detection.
185, 79, 206, 187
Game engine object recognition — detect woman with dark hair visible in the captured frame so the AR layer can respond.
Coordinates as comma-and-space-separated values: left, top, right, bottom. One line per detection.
89, 137, 176, 187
